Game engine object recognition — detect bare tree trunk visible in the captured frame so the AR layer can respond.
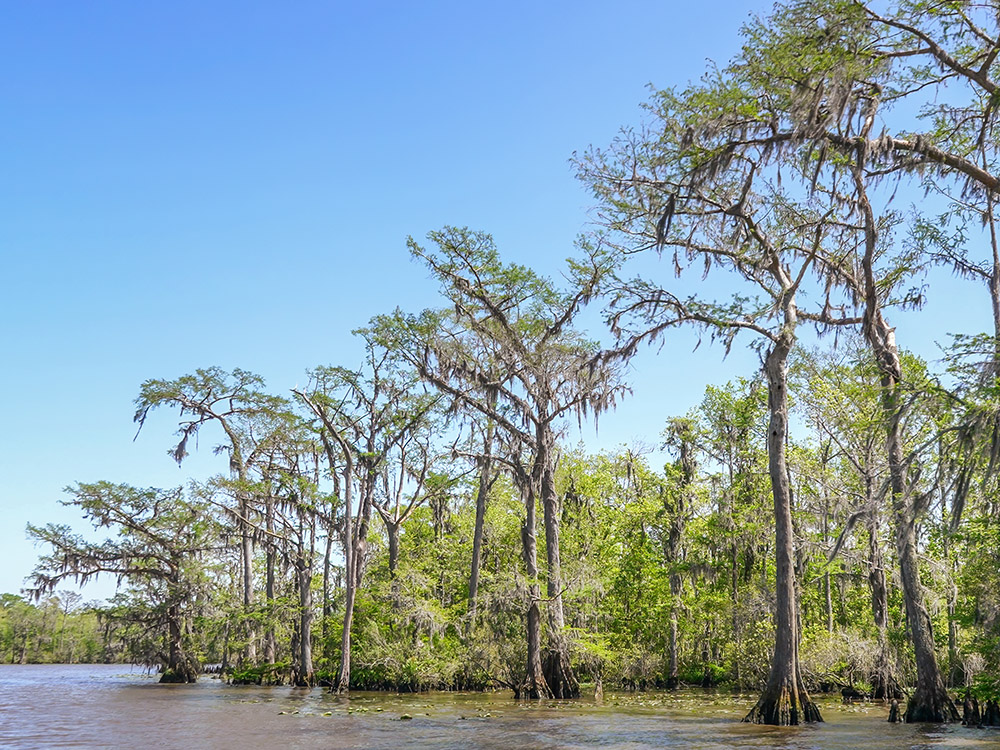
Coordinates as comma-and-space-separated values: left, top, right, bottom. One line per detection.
162, 605, 195, 683
893, 439, 956, 721
289, 509, 316, 688
537, 429, 579, 698
162, 572, 197, 683
225, 436, 257, 668
744, 334, 820, 725
667, 616, 679, 688
239, 496, 256, 665
538, 433, 564, 629
354, 475, 374, 588
335, 463, 355, 694
939, 499, 963, 688
890, 419, 957, 718
220, 616, 231, 675
386, 518, 402, 614
387, 521, 400, 580
520, 480, 551, 699
264, 497, 277, 665
824, 573, 834, 634
947, 599, 960, 688
336, 581, 356, 693
293, 552, 314, 686
731, 541, 741, 687
868, 509, 894, 700
337, 473, 374, 691
468, 426, 494, 632
322, 527, 333, 650
821, 467, 834, 634
300, 571, 314, 687
725, 456, 742, 688
853, 163, 957, 722
665, 424, 691, 689
987, 193, 1000, 352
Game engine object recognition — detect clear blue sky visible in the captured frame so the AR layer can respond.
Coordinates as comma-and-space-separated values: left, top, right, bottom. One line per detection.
0, 1, 982, 600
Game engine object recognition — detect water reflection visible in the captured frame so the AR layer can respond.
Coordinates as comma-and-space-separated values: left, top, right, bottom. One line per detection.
0, 664, 996, 749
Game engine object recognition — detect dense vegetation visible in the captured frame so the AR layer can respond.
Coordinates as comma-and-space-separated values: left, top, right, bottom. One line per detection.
15, 0, 1000, 727
1, 593, 104, 665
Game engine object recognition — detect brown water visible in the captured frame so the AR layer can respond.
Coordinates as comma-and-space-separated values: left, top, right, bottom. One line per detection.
1, 664, 997, 749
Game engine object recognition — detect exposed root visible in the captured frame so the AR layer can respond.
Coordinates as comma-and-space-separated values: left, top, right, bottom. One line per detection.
904, 682, 959, 723
743, 682, 822, 725
542, 648, 580, 699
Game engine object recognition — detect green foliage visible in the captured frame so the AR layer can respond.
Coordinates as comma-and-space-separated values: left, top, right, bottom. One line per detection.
0, 593, 104, 664
229, 662, 290, 685
968, 673, 1000, 703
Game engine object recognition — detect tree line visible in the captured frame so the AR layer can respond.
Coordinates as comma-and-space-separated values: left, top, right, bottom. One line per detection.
19, 0, 1000, 727
1, 592, 104, 665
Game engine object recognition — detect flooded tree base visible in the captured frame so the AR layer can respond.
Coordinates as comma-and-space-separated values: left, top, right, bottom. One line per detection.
871, 676, 904, 702
983, 699, 1000, 726
904, 683, 959, 724
542, 648, 580, 699
743, 683, 822, 726
159, 664, 198, 683
958, 695, 999, 726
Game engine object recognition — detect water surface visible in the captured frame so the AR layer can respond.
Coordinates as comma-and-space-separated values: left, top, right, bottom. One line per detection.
1, 664, 996, 749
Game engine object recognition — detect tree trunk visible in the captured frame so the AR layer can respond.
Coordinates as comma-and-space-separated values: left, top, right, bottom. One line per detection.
743, 335, 821, 725
220, 619, 231, 675
161, 578, 197, 684
538, 435, 564, 629
942, 524, 962, 688
264, 498, 277, 665
228, 439, 256, 667
536, 430, 579, 698
731, 541, 741, 687
354, 475, 374, 588
667, 616, 679, 689
893, 443, 957, 721
335, 583, 356, 693
868, 511, 895, 700
725, 457, 742, 688
853, 144, 957, 724
701, 623, 713, 687
294, 555, 314, 687
334, 463, 355, 694
520, 481, 551, 699
468, 428, 493, 632
386, 518, 402, 612
896, 507, 956, 721
664, 424, 690, 690
947, 604, 960, 688
239, 496, 256, 665
322, 527, 333, 651
386, 521, 400, 580
821, 474, 834, 634
877, 326, 956, 721
988, 192, 1000, 353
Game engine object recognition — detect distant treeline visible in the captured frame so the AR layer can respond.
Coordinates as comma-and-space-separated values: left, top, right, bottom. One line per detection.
1, 593, 109, 664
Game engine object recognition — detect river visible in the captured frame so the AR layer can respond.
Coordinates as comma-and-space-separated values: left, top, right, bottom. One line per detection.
1, 664, 996, 749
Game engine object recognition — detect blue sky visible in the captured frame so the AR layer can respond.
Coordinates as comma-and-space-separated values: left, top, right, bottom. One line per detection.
0, 2, 984, 599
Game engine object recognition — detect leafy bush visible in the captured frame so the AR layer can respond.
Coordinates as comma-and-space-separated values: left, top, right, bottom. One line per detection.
229, 662, 290, 685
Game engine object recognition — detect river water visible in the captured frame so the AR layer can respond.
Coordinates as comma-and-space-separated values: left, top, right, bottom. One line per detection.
1, 664, 997, 749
